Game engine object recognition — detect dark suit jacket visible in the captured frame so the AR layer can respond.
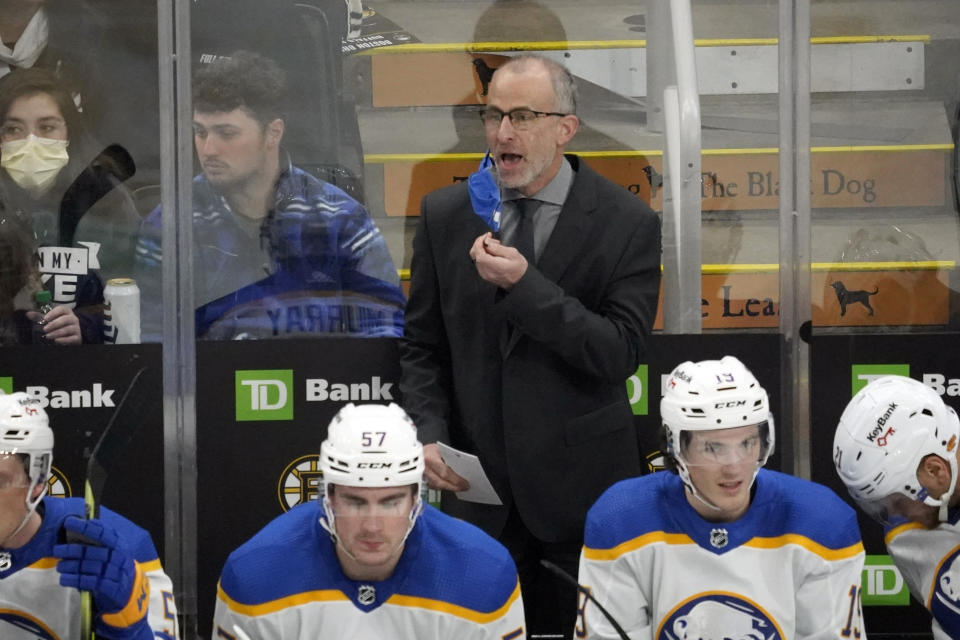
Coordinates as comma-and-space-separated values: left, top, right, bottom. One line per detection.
400, 155, 661, 543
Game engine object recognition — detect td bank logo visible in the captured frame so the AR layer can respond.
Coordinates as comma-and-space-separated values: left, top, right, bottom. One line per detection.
861, 555, 910, 606
236, 370, 293, 421
851, 364, 910, 396
0, 377, 12, 394
626, 365, 648, 416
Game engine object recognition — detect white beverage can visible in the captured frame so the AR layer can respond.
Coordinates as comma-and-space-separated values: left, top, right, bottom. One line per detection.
104, 278, 141, 344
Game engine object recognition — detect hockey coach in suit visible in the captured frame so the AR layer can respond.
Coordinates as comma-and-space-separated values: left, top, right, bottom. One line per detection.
400, 54, 661, 638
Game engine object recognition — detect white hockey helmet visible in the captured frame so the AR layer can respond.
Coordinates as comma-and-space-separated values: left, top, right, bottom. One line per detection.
319, 403, 425, 547
834, 375, 960, 524
661, 356, 774, 500
320, 402, 424, 489
0, 392, 53, 522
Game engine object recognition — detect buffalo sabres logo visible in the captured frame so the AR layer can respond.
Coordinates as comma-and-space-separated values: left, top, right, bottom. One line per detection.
0, 551, 11, 571
0, 611, 59, 639
657, 593, 781, 639
709, 528, 729, 549
277, 455, 324, 511
48, 465, 71, 498
932, 546, 960, 623
358, 584, 376, 605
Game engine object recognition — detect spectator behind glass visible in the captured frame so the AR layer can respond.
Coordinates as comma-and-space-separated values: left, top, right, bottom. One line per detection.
0, 219, 40, 344
0, 67, 141, 344
134, 50, 405, 341
0, 1, 110, 141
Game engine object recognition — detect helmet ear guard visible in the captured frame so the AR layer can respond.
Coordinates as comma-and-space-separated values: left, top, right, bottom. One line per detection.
834, 375, 960, 524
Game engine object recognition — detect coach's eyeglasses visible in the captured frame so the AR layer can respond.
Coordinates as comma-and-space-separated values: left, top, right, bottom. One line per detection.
478, 108, 568, 131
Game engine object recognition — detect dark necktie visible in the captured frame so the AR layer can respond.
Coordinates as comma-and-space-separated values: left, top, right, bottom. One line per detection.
513, 198, 537, 264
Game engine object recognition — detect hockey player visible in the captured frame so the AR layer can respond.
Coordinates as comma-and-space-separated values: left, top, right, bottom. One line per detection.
0, 391, 179, 640
834, 374, 960, 639
577, 356, 866, 639
213, 402, 525, 639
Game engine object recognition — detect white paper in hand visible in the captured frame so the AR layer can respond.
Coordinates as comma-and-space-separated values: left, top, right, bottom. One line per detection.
436, 442, 502, 505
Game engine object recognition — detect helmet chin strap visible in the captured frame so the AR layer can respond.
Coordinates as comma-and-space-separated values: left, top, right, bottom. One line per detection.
678, 460, 762, 515
1, 479, 46, 549
319, 495, 424, 568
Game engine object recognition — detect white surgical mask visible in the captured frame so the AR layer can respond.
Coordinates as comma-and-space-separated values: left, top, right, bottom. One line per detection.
1, 134, 69, 197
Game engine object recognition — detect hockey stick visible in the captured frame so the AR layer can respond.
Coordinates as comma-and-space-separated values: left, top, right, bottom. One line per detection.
541, 560, 632, 640
74, 364, 150, 640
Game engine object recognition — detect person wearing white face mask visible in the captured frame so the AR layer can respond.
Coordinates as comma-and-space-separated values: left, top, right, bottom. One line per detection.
0, 67, 140, 345
1, 132, 68, 196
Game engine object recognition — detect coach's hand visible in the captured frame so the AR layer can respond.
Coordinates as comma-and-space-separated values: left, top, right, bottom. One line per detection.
424, 443, 470, 492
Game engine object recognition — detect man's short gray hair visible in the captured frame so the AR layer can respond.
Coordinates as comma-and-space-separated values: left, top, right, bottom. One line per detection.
499, 54, 578, 115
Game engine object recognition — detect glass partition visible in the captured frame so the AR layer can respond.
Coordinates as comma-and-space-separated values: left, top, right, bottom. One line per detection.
808, 1, 960, 637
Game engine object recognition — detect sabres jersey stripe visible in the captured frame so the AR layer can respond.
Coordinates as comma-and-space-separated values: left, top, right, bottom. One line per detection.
385, 580, 521, 623
140, 559, 163, 573
742, 535, 865, 560
885, 521, 928, 546
582, 531, 695, 561
26, 557, 163, 572
26, 557, 58, 570
652, 591, 787, 640
217, 582, 348, 616
583, 530, 862, 562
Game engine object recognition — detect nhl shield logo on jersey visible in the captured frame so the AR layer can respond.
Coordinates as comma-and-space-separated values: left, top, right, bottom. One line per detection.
48, 465, 71, 498
358, 584, 376, 605
657, 593, 782, 640
277, 455, 324, 511
709, 528, 729, 549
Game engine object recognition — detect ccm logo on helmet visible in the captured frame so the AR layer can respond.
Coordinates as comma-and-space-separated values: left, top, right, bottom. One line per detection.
866, 402, 898, 443
356, 463, 392, 469
714, 400, 746, 409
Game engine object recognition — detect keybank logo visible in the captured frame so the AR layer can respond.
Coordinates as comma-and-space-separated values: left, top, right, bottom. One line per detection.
236, 370, 293, 421
851, 364, 910, 396
861, 555, 910, 606
626, 365, 648, 416
0, 377, 12, 394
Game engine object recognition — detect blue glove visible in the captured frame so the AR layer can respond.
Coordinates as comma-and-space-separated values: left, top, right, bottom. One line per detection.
54, 516, 151, 637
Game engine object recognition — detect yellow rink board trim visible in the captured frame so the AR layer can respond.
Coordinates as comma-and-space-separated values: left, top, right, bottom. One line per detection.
363, 35, 930, 55
365, 144, 954, 164
704, 261, 955, 274
401, 262, 954, 280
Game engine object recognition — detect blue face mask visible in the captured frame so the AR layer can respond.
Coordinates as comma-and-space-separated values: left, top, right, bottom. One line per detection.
467, 151, 501, 232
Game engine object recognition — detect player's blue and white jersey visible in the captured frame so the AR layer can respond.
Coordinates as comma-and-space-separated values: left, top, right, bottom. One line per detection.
0, 497, 179, 640
577, 469, 865, 640
213, 502, 525, 639
886, 511, 960, 640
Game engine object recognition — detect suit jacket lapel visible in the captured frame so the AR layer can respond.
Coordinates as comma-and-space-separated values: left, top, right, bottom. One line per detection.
537, 158, 597, 285
500, 157, 597, 358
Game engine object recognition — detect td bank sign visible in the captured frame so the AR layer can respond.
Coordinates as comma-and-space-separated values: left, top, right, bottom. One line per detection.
236, 370, 294, 421
235, 369, 396, 421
